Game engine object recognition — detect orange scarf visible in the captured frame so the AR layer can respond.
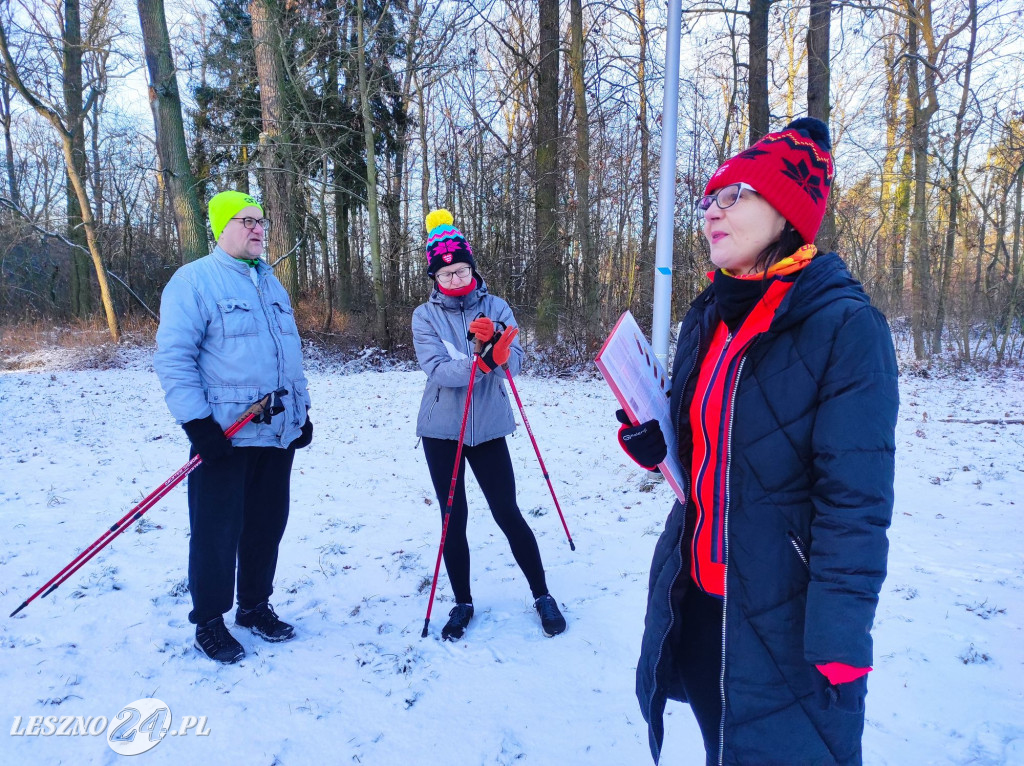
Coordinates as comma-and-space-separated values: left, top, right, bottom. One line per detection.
723, 244, 817, 280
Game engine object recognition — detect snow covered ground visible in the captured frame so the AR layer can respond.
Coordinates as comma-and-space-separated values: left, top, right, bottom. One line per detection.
1, 349, 1022, 765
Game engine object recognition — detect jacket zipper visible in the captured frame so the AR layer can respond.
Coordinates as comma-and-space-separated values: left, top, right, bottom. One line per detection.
461, 306, 473, 444
650, 324, 701, 765
717, 340, 757, 766
249, 265, 286, 440
787, 530, 810, 570
427, 388, 440, 422
701, 331, 733, 569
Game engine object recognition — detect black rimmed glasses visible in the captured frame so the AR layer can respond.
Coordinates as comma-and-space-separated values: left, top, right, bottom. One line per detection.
231, 216, 272, 231
436, 266, 472, 284
696, 182, 758, 217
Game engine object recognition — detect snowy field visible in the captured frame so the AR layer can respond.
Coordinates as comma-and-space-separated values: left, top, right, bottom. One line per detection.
1, 347, 1022, 765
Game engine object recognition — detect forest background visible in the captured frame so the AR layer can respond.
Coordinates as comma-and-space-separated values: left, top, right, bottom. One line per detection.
0, 0, 1022, 367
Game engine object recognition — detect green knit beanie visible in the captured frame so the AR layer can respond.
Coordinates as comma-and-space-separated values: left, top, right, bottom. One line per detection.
208, 191, 264, 241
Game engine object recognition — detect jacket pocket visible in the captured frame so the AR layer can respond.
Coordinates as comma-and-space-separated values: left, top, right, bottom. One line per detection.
270, 298, 298, 335
787, 529, 810, 570
815, 671, 868, 715
207, 385, 261, 432
216, 299, 258, 338
426, 387, 440, 422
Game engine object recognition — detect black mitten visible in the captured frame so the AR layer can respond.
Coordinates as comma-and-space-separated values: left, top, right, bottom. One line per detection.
182, 415, 233, 463
615, 409, 667, 470
290, 415, 313, 450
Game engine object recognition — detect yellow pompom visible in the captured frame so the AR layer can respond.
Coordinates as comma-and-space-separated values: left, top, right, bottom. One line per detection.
425, 209, 454, 233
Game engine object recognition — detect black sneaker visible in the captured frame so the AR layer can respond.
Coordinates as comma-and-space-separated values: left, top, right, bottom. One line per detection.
194, 616, 245, 664
234, 602, 295, 643
441, 603, 474, 641
534, 594, 566, 637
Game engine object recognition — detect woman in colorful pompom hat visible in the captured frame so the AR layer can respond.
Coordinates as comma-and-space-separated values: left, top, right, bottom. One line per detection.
411, 209, 567, 640
619, 118, 898, 764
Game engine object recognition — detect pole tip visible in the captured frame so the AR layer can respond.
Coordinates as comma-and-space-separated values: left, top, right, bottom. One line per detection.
9, 602, 27, 618
421, 620, 429, 639
569, 540, 576, 552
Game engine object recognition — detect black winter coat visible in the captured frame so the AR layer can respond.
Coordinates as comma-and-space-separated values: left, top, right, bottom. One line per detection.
636, 253, 899, 764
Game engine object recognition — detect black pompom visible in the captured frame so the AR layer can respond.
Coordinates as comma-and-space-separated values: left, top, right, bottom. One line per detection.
784, 117, 831, 151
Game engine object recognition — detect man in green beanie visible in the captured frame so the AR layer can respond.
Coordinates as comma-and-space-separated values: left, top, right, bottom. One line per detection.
154, 190, 313, 664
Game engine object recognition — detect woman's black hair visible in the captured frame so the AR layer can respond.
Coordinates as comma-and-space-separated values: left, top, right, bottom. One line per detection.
752, 223, 805, 277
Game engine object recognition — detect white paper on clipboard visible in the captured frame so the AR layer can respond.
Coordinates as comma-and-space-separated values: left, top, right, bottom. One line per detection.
595, 310, 687, 505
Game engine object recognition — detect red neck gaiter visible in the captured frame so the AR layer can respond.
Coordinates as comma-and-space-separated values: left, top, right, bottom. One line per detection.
437, 278, 477, 297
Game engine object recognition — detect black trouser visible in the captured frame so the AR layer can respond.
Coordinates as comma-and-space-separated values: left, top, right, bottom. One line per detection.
186, 445, 295, 625
422, 436, 548, 604
678, 585, 725, 764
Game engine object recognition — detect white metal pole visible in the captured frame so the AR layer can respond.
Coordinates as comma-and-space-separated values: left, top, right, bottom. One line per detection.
652, 0, 682, 366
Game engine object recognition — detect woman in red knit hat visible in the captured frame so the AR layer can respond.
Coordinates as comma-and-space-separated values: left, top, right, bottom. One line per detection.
620, 119, 899, 764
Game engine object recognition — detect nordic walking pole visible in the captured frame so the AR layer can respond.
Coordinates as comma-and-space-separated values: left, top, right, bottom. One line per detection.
9, 388, 287, 618
501, 365, 576, 551
421, 346, 481, 639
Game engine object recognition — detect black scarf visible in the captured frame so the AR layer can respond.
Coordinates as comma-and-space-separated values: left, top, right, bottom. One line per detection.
712, 271, 776, 332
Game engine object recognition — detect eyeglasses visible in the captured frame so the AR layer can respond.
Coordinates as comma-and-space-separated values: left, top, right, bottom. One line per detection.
696, 183, 758, 217
436, 266, 472, 284
231, 216, 272, 231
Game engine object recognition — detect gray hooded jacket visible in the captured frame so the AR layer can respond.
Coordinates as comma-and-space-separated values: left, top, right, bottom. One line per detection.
412, 281, 523, 446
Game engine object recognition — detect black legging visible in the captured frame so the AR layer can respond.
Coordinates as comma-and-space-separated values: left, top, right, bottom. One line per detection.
422, 436, 548, 604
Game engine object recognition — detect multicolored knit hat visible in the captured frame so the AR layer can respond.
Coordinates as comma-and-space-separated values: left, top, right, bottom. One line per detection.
208, 190, 263, 241
704, 117, 834, 245
424, 209, 476, 278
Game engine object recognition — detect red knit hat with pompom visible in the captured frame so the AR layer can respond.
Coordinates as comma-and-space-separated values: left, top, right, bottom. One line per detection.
704, 117, 834, 244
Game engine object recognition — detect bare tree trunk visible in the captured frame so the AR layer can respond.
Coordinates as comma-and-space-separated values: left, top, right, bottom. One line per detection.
536, 0, 560, 342
418, 82, 430, 223
318, 156, 333, 331
806, 0, 835, 250
906, 0, 933, 359
932, 0, 976, 352
64, 0, 91, 317
569, 0, 597, 344
335, 172, 352, 311
0, 73, 20, 208
250, 0, 298, 298
61, 138, 121, 341
356, 0, 390, 347
138, 0, 208, 263
635, 0, 653, 329
747, 0, 770, 142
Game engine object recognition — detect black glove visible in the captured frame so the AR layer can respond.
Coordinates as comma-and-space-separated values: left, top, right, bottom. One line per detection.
290, 415, 313, 450
182, 415, 233, 464
616, 409, 667, 470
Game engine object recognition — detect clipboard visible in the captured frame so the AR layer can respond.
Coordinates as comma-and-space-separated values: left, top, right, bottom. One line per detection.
595, 311, 687, 505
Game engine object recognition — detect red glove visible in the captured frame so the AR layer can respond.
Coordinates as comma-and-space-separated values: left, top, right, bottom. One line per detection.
468, 316, 495, 343
478, 327, 518, 373
816, 663, 871, 685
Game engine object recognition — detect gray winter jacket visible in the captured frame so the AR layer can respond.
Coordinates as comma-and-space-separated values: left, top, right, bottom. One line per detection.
154, 247, 311, 448
412, 281, 523, 446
